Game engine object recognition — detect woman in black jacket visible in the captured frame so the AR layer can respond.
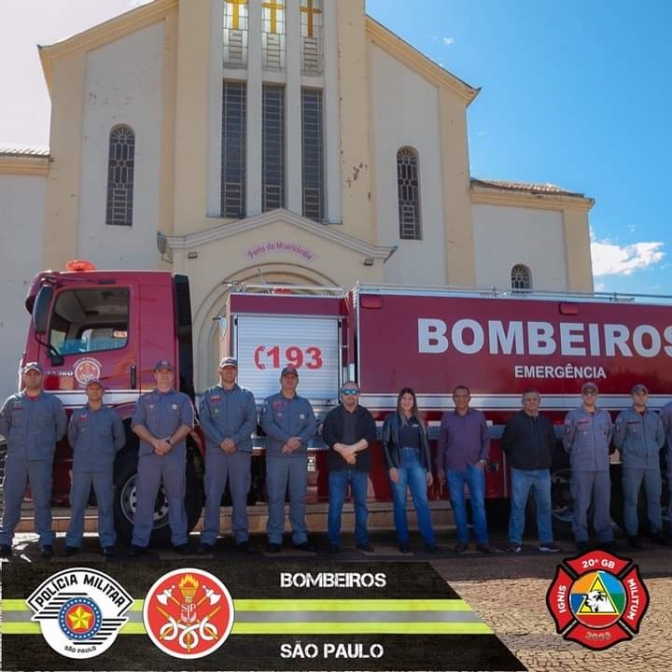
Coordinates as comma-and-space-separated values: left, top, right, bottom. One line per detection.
382, 388, 438, 553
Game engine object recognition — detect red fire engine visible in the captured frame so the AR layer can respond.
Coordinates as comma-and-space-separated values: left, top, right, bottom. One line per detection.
19, 264, 671, 543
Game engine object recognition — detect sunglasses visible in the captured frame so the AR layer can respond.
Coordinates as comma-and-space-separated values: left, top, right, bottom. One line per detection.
342, 389, 360, 395
582, 390, 597, 396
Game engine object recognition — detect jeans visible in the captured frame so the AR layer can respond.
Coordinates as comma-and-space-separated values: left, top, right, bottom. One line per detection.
446, 464, 488, 544
390, 448, 435, 545
328, 469, 369, 546
508, 468, 553, 545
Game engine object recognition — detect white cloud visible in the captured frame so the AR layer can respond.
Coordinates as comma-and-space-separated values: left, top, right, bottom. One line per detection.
442, 37, 455, 46
591, 238, 665, 276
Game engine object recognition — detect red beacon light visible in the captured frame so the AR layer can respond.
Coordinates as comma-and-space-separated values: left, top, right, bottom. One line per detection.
65, 259, 96, 272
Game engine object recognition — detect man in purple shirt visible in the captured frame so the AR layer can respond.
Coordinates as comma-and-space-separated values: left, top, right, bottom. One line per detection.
436, 385, 497, 554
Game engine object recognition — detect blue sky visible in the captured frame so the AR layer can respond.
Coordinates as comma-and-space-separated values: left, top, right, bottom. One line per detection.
1, 0, 670, 294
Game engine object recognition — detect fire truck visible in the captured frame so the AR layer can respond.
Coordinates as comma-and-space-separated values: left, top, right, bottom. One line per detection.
18, 264, 672, 543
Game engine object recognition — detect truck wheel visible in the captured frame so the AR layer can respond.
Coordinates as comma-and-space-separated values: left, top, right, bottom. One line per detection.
522, 468, 575, 538
114, 452, 204, 547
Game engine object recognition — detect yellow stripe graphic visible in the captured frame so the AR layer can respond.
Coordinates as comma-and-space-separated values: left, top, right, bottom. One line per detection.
230, 622, 492, 635
2, 621, 491, 636
2, 598, 490, 636
4, 598, 473, 612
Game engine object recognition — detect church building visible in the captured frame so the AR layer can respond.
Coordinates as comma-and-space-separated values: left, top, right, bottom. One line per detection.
0, 0, 594, 397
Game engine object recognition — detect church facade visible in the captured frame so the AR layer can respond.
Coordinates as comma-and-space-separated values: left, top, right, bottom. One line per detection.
0, 0, 594, 397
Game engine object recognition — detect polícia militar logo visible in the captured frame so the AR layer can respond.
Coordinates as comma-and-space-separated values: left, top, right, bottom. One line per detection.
546, 549, 649, 650
26, 567, 133, 659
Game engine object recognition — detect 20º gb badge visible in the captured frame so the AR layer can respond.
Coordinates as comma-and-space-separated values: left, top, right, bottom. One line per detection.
26, 567, 133, 659
143, 568, 235, 659
546, 549, 649, 650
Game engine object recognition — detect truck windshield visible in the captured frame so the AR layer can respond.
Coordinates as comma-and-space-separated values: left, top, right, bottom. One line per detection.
48, 288, 130, 355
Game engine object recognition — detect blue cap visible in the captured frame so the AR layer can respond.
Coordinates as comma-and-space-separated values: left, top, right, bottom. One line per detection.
22, 362, 43, 374
219, 357, 238, 368
281, 366, 299, 377
85, 378, 106, 390
154, 359, 174, 371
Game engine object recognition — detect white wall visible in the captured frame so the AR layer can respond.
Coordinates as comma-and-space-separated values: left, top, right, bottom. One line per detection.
371, 45, 446, 285
472, 204, 568, 291
0, 175, 46, 403
78, 22, 165, 270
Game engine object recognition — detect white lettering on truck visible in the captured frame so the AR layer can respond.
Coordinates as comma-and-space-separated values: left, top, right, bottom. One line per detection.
418, 319, 672, 358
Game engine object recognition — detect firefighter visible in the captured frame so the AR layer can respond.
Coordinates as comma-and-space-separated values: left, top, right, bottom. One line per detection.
0, 362, 67, 559
613, 383, 669, 548
502, 389, 560, 553
64, 379, 125, 557
322, 381, 377, 554
563, 382, 615, 552
127, 360, 195, 556
436, 385, 498, 554
197, 357, 257, 555
260, 366, 317, 553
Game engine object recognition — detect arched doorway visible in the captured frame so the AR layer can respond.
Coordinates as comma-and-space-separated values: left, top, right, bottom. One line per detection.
192, 262, 340, 393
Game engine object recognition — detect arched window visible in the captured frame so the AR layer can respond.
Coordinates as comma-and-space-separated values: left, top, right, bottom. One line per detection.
397, 147, 421, 240
106, 125, 135, 227
511, 264, 532, 291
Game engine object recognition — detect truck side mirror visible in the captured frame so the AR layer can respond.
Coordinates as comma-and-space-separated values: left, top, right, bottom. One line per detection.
33, 285, 54, 335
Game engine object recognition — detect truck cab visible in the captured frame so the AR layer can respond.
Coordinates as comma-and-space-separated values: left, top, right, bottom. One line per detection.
23, 264, 203, 544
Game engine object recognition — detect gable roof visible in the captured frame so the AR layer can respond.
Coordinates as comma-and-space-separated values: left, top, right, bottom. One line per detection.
366, 17, 479, 106
165, 208, 396, 260
39, 0, 177, 94
37, 1, 479, 107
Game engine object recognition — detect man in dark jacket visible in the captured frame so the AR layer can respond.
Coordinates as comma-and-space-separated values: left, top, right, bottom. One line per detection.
502, 389, 560, 553
322, 381, 376, 554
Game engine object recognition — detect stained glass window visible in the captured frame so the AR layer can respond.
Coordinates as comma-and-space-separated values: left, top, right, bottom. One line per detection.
223, 0, 249, 68
106, 125, 135, 227
300, 0, 323, 75
262, 0, 286, 71
262, 85, 286, 212
301, 88, 324, 222
397, 147, 421, 240
221, 81, 247, 218
511, 264, 532, 291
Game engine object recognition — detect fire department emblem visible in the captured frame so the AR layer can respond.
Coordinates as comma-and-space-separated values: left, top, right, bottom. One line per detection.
143, 568, 235, 659
546, 549, 649, 650
73, 357, 102, 386
26, 567, 132, 659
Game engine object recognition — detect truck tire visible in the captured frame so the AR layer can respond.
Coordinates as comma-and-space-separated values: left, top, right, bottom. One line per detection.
524, 467, 574, 538
537, 465, 625, 538
113, 451, 204, 547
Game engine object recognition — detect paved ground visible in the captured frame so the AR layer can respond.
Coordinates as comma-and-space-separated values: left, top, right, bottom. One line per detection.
1, 528, 671, 672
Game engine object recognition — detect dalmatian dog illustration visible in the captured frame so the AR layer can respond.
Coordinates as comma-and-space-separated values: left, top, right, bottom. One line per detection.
585, 589, 613, 612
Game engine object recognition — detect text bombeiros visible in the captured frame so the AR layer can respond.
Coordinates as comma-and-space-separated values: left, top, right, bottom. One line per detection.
279, 572, 387, 588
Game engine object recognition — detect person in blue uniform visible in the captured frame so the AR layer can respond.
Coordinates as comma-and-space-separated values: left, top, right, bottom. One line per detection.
613, 383, 669, 548
260, 366, 316, 553
563, 382, 614, 551
65, 379, 125, 557
197, 357, 257, 555
127, 360, 195, 556
0, 362, 67, 559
